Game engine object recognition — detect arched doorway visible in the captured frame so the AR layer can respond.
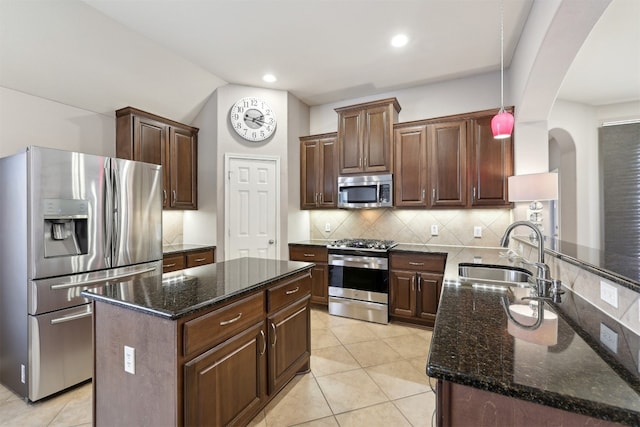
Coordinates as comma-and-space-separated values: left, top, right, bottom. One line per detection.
548, 128, 577, 244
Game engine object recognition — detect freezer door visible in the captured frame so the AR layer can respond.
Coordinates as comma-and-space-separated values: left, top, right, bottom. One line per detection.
29, 147, 110, 279
111, 158, 163, 267
28, 261, 162, 315
28, 304, 93, 401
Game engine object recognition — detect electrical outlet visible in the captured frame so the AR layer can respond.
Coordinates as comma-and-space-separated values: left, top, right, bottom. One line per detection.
124, 345, 135, 374
473, 226, 482, 238
600, 281, 619, 309
473, 256, 483, 264
600, 323, 618, 353
431, 224, 439, 236
324, 222, 331, 232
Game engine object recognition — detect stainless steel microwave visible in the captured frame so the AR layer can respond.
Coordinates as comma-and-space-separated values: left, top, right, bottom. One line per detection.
337, 174, 393, 209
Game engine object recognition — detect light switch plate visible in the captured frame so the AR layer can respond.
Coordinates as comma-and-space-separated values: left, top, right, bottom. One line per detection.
600, 281, 619, 309
431, 224, 439, 236
473, 226, 482, 238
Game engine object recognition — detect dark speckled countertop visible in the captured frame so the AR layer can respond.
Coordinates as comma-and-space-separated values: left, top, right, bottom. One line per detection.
82, 257, 313, 320
427, 281, 640, 425
162, 243, 216, 255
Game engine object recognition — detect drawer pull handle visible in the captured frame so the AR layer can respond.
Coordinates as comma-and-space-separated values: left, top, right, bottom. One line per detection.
259, 330, 266, 356
409, 262, 425, 266
194, 257, 206, 262
303, 253, 315, 257
219, 313, 242, 326
285, 287, 300, 295
164, 263, 177, 268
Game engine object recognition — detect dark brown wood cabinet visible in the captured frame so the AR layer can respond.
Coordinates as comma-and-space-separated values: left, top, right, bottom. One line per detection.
116, 107, 198, 210
184, 321, 267, 426
389, 252, 446, 327
394, 124, 429, 207
391, 107, 514, 209
300, 133, 338, 209
430, 120, 468, 208
163, 247, 215, 273
289, 245, 328, 305
336, 98, 400, 174
468, 114, 514, 207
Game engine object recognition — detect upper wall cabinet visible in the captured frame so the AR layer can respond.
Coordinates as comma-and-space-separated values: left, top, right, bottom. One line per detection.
335, 98, 401, 175
116, 107, 198, 210
392, 108, 514, 209
468, 113, 514, 207
300, 133, 338, 209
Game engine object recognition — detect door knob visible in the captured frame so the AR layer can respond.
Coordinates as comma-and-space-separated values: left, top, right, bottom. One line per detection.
268, 239, 275, 244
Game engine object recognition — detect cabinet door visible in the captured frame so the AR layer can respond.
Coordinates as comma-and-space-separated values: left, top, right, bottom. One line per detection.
267, 297, 311, 395
394, 125, 428, 207
310, 264, 328, 304
318, 136, 338, 207
169, 126, 197, 209
184, 322, 267, 427
300, 139, 320, 209
430, 121, 467, 207
417, 272, 443, 322
363, 105, 393, 173
133, 115, 166, 166
389, 270, 417, 318
469, 115, 514, 207
338, 110, 364, 174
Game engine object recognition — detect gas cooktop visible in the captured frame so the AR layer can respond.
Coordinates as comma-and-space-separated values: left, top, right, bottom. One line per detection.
327, 238, 397, 251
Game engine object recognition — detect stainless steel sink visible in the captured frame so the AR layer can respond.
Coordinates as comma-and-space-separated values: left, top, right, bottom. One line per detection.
458, 263, 532, 287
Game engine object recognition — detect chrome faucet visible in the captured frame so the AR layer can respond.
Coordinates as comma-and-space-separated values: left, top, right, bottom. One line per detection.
499, 221, 564, 330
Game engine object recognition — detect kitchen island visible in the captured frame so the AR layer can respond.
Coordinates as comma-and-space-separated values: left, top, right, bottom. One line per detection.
427, 280, 640, 426
83, 257, 314, 427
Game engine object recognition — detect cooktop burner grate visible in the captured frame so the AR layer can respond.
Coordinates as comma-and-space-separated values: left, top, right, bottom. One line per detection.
327, 238, 397, 250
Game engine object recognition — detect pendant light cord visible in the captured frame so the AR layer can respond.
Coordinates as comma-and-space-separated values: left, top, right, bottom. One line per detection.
500, 0, 505, 113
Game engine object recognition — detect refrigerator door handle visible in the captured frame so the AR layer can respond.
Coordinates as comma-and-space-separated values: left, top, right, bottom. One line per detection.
103, 159, 113, 267
112, 162, 121, 266
49, 265, 158, 290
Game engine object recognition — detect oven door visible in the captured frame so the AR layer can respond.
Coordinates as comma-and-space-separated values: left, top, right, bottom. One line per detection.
328, 254, 389, 304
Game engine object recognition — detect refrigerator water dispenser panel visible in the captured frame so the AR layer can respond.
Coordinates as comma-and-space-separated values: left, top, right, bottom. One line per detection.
43, 199, 88, 258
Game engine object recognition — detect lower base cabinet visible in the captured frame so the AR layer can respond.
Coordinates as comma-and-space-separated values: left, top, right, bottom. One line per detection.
436, 380, 623, 427
184, 322, 267, 426
289, 245, 329, 305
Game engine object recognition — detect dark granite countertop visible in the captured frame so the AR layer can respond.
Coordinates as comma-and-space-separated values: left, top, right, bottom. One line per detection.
162, 243, 216, 255
82, 257, 313, 320
427, 281, 640, 425
288, 240, 332, 246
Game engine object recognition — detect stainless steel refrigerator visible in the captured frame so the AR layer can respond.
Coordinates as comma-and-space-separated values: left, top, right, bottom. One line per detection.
0, 146, 163, 401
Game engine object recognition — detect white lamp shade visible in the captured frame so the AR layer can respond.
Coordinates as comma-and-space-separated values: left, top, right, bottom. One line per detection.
508, 172, 558, 202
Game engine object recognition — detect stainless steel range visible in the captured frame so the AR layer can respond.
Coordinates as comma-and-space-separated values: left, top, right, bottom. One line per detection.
327, 239, 397, 324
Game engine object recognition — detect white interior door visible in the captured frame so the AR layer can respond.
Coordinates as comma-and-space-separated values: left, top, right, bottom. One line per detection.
225, 155, 279, 260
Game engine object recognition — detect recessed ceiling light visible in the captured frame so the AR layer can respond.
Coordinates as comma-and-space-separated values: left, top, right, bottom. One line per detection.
391, 34, 408, 48
263, 74, 277, 83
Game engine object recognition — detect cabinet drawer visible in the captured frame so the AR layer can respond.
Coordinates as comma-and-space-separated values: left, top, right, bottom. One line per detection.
267, 273, 311, 313
289, 246, 328, 263
186, 249, 214, 268
163, 254, 186, 273
390, 253, 446, 273
183, 292, 264, 358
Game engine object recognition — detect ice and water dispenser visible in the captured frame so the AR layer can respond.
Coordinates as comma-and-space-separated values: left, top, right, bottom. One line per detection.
43, 199, 89, 257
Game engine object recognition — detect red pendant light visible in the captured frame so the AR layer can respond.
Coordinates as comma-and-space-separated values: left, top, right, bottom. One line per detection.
492, 0, 514, 139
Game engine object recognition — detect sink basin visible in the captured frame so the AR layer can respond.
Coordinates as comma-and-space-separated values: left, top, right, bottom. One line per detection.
458, 263, 532, 287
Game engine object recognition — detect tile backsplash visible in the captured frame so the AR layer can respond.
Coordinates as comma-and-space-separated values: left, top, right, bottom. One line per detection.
310, 208, 512, 246
162, 211, 184, 246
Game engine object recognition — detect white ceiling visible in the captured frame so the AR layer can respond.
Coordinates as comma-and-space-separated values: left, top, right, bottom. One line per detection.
0, 0, 638, 124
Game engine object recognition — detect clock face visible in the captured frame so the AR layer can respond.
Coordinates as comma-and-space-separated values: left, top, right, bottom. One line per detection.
230, 97, 277, 142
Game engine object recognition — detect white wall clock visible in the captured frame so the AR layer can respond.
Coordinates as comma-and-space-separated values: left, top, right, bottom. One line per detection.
229, 97, 277, 142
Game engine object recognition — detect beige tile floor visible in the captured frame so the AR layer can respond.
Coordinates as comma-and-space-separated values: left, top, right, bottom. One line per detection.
0, 307, 436, 426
